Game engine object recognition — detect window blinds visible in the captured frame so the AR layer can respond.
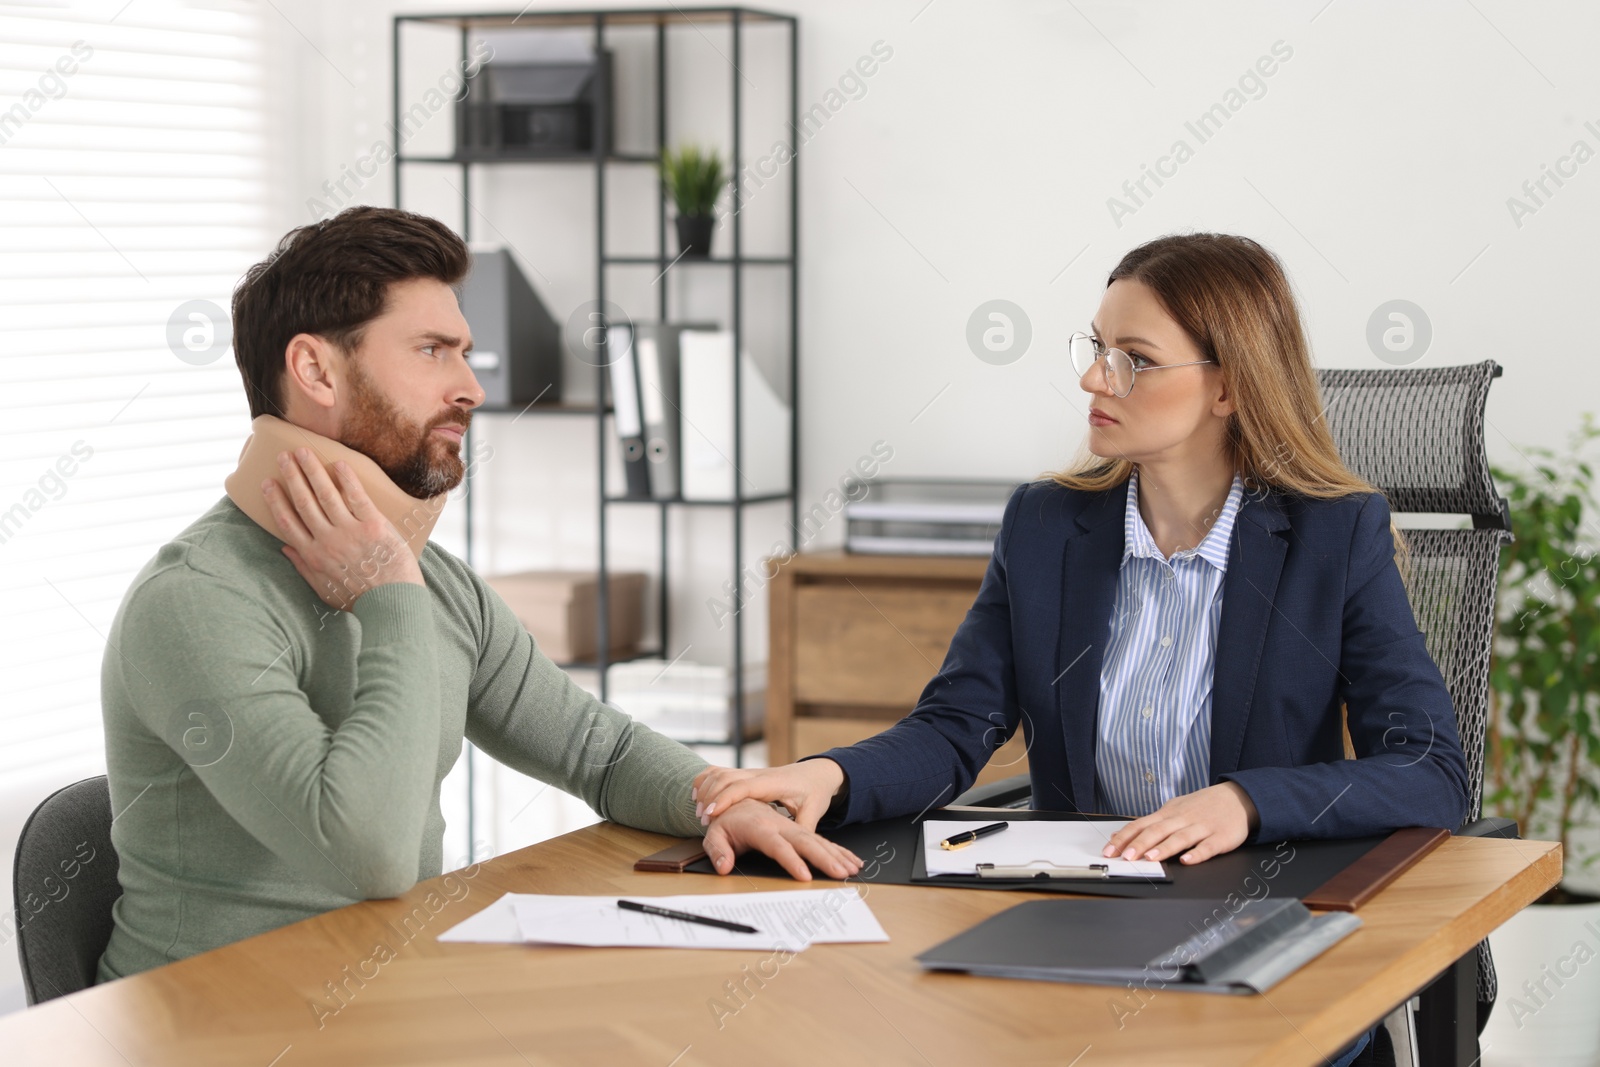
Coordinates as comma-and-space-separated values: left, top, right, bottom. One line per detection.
0, 1, 272, 785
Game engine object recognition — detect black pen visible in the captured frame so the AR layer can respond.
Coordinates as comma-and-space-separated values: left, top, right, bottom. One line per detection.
617, 899, 760, 934
939, 821, 1010, 850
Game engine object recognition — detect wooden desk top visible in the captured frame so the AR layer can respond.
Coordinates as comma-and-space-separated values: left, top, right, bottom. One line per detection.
3, 825, 1559, 1067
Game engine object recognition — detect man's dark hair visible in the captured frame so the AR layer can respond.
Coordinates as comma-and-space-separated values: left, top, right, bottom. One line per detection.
232, 206, 471, 419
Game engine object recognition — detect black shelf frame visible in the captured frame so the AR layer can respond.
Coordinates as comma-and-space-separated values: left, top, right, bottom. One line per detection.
606, 491, 792, 507
398, 152, 661, 165
393, 7, 799, 805
604, 255, 795, 265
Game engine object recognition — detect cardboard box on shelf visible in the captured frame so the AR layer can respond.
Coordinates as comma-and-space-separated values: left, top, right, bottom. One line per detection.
485, 570, 647, 664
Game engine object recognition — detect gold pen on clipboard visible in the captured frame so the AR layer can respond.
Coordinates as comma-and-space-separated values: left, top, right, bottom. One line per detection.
938, 821, 1010, 851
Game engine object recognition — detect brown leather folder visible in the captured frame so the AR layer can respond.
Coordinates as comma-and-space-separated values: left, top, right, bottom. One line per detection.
1301, 827, 1450, 911
633, 839, 708, 873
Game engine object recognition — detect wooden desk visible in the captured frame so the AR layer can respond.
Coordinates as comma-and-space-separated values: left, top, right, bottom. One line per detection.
767, 550, 1028, 783
1, 824, 1559, 1066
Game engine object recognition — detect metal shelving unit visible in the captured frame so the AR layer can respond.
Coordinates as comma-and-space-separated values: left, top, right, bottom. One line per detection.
393, 7, 799, 815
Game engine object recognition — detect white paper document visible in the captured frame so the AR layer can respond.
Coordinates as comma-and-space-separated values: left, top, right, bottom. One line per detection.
438, 889, 888, 952
922, 820, 1166, 878
436, 893, 523, 943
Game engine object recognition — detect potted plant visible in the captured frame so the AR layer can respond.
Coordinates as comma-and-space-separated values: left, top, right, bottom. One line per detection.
659, 143, 726, 258
1479, 415, 1600, 1066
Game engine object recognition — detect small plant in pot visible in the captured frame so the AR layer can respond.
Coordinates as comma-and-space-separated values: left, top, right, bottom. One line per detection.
1480, 415, 1600, 1064
659, 143, 726, 258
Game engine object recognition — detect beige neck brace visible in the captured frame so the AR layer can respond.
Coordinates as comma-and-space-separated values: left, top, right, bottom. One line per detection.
223, 414, 447, 559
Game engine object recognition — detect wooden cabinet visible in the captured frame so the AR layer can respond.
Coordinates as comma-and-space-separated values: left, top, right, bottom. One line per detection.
766, 551, 1029, 786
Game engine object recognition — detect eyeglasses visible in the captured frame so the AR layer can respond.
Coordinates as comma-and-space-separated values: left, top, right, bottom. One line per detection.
1069, 331, 1216, 398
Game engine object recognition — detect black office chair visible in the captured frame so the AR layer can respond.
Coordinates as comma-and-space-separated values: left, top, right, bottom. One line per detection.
955, 361, 1514, 1067
12, 775, 122, 1005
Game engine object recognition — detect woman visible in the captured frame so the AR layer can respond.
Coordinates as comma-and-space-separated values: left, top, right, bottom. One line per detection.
696, 232, 1468, 862
698, 233, 1469, 1062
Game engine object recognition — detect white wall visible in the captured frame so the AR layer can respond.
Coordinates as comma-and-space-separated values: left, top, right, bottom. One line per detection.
284, 0, 1600, 567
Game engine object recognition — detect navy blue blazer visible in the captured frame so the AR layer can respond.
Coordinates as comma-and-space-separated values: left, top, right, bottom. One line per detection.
817, 478, 1471, 843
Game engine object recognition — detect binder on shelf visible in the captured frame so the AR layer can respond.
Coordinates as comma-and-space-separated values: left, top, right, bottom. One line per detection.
678, 330, 791, 502
605, 323, 651, 498
634, 322, 715, 500
459, 246, 562, 406
635, 329, 676, 500
915, 897, 1361, 995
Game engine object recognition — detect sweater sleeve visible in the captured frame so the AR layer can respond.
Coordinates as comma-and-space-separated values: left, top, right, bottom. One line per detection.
115, 570, 443, 898
461, 571, 706, 839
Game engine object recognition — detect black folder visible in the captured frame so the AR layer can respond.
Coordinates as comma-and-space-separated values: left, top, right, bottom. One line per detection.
605, 323, 652, 499
916, 896, 1361, 994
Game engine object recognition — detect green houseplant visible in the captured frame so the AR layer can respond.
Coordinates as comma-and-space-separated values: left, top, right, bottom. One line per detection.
659, 143, 726, 258
1479, 417, 1600, 1061
1487, 413, 1600, 887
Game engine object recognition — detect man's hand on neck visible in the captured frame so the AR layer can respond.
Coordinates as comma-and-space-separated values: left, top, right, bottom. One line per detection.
261, 445, 425, 611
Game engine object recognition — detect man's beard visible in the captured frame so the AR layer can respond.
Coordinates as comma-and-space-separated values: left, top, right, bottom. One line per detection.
339, 360, 469, 499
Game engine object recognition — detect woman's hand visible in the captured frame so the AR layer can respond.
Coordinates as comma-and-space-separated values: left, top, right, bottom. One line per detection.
1101, 782, 1260, 865
692, 759, 845, 831
701, 798, 862, 881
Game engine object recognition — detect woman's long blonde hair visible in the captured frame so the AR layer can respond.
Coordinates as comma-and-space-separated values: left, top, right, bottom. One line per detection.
1050, 233, 1406, 563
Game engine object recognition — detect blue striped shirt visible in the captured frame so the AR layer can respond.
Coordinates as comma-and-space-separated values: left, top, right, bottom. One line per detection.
1093, 467, 1245, 817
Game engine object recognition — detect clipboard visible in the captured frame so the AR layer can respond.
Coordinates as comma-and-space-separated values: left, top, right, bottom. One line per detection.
976, 862, 1110, 880
914, 820, 1174, 886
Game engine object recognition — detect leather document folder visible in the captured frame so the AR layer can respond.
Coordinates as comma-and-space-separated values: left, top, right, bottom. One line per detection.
1300, 826, 1448, 911
916, 896, 1361, 994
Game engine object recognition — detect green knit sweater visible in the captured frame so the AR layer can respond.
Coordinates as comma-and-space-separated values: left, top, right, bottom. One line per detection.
97, 496, 707, 982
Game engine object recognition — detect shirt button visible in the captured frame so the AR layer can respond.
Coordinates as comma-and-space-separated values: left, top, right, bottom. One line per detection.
1141, 705, 1153, 719
1159, 635, 1172, 648
1144, 771, 1155, 783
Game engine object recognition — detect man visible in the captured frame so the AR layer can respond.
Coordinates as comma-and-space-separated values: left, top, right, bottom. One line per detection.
96, 206, 859, 982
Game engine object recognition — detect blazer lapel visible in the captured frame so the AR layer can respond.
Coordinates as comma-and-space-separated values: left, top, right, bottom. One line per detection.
1209, 489, 1291, 779
1054, 481, 1127, 814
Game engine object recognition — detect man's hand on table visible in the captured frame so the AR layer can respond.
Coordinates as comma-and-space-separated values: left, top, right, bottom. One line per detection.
701, 798, 862, 881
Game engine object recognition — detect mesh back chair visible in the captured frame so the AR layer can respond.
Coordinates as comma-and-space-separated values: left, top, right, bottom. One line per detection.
12, 775, 122, 1005
1318, 361, 1514, 1066
955, 361, 1512, 1065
